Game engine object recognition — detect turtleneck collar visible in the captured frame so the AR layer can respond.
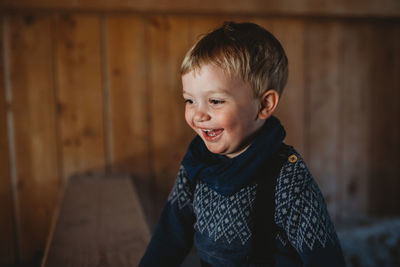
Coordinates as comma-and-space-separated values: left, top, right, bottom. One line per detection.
181, 116, 286, 196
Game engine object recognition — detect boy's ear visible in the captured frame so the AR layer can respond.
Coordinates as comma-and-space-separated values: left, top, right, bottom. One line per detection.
258, 89, 279, 120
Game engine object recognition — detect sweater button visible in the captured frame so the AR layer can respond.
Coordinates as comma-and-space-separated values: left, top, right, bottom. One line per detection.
288, 154, 298, 163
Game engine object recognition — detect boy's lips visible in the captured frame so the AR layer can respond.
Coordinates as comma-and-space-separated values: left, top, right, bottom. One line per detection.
200, 128, 224, 141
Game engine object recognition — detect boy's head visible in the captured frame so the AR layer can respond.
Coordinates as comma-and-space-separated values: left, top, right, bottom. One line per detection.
181, 21, 288, 158
181, 21, 288, 98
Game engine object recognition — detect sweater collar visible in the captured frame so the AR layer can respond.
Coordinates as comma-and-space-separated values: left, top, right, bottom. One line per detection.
182, 116, 286, 196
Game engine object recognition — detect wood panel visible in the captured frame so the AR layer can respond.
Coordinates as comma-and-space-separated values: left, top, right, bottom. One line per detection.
253, 18, 307, 156
1, 0, 399, 17
55, 14, 106, 179
7, 14, 60, 263
106, 15, 151, 176
338, 22, 373, 219
105, 15, 156, 227
305, 21, 341, 218
148, 15, 193, 194
368, 21, 400, 215
0, 16, 16, 265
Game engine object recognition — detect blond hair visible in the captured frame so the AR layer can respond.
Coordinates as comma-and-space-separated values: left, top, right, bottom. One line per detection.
181, 21, 288, 97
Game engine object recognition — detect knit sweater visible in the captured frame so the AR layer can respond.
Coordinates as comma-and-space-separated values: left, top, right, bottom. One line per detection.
140, 119, 346, 266
140, 151, 346, 266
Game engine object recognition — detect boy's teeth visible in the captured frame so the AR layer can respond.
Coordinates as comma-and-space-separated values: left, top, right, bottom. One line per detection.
202, 129, 218, 137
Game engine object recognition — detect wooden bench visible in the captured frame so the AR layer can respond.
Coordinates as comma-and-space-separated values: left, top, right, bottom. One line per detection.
42, 175, 150, 267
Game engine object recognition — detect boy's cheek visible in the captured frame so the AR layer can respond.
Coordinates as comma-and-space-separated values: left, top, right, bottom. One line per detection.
184, 110, 194, 128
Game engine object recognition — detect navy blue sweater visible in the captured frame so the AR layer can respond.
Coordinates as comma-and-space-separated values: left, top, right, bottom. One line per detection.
140, 118, 346, 266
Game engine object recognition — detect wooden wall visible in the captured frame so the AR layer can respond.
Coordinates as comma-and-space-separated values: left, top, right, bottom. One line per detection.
0, 1, 399, 265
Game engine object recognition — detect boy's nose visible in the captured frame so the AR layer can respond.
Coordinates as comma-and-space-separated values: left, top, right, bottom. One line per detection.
193, 107, 210, 122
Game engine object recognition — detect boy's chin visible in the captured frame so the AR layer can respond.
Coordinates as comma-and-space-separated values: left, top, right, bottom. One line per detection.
203, 143, 225, 155
204, 143, 242, 158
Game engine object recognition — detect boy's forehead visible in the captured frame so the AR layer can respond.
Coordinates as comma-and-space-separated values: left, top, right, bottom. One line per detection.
182, 66, 230, 92
182, 64, 211, 78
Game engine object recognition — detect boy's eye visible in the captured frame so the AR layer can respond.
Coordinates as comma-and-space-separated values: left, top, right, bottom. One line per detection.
209, 99, 225, 105
184, 99, 193, 104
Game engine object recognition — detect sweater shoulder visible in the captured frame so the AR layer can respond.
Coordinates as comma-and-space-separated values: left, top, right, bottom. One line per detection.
274, 148, 338, 252
274, 147, 316, 225
275, 147, 313, 200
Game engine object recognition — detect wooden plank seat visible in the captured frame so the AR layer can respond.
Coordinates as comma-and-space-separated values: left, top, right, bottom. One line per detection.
42, 175, 150, 267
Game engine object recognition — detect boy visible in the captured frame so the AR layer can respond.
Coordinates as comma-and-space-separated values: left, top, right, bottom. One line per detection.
140, 21, 346, 266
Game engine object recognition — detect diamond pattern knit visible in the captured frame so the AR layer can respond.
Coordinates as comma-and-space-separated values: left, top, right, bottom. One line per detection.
193, 180, 257, 245
168, 166, 193, 210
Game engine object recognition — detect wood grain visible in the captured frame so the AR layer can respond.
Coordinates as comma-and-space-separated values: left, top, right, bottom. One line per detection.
368, 21, 400, 215
338, 22, 373, 219
106, 15, 151, 176
43, 175, 150, 267
7, 14, 60, 262
55, 14, 106, 179
0, 0, 399, 17
305, 21, 341, 219
105, 15, 157, 228
148, 15, 193, 194
0, 15, 16, 265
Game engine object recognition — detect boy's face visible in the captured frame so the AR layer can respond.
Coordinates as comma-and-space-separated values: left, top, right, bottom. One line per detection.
182, 64, 265, 158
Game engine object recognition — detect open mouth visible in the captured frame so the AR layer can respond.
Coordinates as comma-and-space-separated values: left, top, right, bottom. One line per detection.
201, 128, 223, 140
